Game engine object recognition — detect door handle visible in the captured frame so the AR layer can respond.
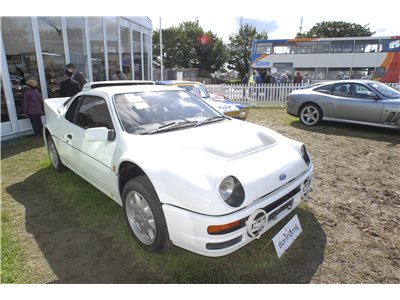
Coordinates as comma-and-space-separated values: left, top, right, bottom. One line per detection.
67, 134, 72, 139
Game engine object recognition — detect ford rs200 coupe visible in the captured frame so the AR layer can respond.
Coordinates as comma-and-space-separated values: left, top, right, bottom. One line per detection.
44, 84, 313, 257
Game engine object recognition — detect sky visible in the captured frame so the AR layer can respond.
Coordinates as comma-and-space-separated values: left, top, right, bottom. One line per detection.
148, 0, 400, 42
5, 0, 399, 43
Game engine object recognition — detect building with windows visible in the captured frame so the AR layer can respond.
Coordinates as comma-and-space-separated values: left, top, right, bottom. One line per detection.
1, 16, 153, 140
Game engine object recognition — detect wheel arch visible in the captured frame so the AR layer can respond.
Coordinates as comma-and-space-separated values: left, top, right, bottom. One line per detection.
118, 161, 148, 199
43, 127, 51, 147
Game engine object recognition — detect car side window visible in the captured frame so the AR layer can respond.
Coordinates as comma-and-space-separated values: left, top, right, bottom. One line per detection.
333, 83, 351, 97
75, 96, 114, 129
314, 84, 333, 95
65, 96, 82, 123
333, 83, 378, 100
349, 83, 377, 99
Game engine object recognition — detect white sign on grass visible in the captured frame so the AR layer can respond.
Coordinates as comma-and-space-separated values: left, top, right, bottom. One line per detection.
272, 214, 302, 258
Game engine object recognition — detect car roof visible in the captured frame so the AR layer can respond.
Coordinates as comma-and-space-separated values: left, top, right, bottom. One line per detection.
85, 84, 184, 95
313, 80, 379, 86
81, 80, 155, 92
156, 80, 202, 86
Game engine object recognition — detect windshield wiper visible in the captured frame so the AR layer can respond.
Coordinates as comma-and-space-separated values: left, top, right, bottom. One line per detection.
194, 115, 226, 128
146, 120, 197, 135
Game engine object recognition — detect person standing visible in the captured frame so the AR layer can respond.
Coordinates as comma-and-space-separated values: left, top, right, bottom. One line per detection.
242, 73, 249, 85
116, 70, 128, 80
293, 71, 303, 84
23, 80, 43, 137
285, 71, 292, 83
59, 68, 81, 97
280, 73, 288, 84
303, 73, 312, 85
65, 63, 87, 90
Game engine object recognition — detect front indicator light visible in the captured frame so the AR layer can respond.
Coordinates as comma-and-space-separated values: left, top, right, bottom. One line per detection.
208, 220, 242, 235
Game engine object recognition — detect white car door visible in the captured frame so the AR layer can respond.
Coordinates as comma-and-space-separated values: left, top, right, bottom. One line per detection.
64, 95, 118, 195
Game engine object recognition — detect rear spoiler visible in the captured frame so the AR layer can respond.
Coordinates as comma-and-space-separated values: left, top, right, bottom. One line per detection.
81, 80, 155, 92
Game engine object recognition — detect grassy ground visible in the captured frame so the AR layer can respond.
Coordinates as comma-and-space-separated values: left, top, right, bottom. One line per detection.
1, 108, 399, 283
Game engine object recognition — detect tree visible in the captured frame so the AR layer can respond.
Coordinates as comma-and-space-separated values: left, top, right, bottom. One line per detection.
296, 21, 375, 38
152, 21, 227, 74
227, 24, 268, 78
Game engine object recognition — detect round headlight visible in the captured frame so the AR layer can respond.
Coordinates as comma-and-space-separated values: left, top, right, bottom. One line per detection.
219, 176, 235, 201
218, 176, 245, 207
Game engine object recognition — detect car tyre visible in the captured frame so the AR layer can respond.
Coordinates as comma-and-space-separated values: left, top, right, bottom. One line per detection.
122, 175, 170, 252
299, 103, 322, 126
47, 135, 66, 172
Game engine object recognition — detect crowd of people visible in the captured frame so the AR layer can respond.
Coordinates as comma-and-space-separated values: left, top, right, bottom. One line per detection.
243, 70, 312, 85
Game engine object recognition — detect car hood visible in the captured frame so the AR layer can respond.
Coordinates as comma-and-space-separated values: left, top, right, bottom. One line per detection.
118, 119, 308, 215
176, 120, 276, 158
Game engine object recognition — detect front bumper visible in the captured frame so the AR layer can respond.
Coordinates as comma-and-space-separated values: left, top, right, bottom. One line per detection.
163, 165, 313, 257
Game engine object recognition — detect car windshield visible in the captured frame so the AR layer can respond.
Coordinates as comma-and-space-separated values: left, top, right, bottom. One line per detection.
177, 84, 210, 98
367, 82, 400, 99
114, 90, 222, 135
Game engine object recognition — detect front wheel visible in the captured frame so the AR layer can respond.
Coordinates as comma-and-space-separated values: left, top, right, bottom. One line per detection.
122, 175, 170, 252
299, 104, 322, 126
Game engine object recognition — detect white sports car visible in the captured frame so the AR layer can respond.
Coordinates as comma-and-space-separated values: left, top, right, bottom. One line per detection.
43, 84, 313, 257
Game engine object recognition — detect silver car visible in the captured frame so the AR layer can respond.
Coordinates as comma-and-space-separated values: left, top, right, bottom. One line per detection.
287, 80, 400, 129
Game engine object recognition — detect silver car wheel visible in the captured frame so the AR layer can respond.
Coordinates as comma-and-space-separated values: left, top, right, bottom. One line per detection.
300, 105, 320, 126
48, 138, 59, 169
125, 191, 156, 245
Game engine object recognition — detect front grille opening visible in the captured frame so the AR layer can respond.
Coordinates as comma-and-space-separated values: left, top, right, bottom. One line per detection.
263, 185, 300, 214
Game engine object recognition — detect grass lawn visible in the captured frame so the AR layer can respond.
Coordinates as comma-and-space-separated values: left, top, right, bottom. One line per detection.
4, 107, 398, 283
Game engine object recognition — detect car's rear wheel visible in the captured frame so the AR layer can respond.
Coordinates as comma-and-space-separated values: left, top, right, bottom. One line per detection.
299, 103, 322, 126
122, 175, 170, 252
47, 135, 66, 172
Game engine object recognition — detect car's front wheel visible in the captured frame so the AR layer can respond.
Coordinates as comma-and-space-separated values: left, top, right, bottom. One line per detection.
47, 135, 66, 172
122, 175, 170, 252
299, 103, 322, 126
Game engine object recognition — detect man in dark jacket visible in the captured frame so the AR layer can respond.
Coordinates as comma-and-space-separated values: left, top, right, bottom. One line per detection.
65, 63, 87, 90
59, 69, 81, 97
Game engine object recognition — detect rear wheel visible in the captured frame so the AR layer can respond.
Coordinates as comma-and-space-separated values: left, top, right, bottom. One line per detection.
47, 135, 66, 172
299, 103, 322, 126
122, 175, 170, 252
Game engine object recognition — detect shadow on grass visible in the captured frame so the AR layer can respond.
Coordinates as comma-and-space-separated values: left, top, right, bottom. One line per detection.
290, 120, 400, 146
7, 166, 327, 283
1, 136, 45, 160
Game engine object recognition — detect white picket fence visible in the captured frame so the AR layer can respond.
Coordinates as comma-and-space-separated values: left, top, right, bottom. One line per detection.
205, 82, 400, 107
205, 83, 305, 106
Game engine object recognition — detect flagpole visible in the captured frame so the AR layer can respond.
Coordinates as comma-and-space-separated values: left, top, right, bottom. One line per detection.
159, 16, 164, 81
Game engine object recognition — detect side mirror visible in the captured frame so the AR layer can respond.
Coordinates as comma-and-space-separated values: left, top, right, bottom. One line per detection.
85, 127, 116, 142
367, 91, 380, 100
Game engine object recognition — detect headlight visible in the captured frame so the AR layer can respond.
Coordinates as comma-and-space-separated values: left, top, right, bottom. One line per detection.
218, 176, 245, 207
301, 145, 311, 166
